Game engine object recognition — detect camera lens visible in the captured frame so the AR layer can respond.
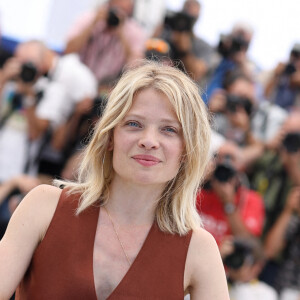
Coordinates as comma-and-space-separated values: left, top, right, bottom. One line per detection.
223, 240, 252, 270
214, 163, 236, 182
284, 63, 297, 75
20, 62, 38, 83
230, 35, 249, 53
226, 94, 239, 113
164, 11, 194, 32
282, 132, 300, 153
107, 9, 120, 27
226, 94, 253, 116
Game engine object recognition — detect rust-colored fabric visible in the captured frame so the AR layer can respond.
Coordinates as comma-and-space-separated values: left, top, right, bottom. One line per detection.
16, 189, 192, 300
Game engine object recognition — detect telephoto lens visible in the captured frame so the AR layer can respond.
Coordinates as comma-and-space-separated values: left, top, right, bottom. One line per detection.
20, 62, 38, 83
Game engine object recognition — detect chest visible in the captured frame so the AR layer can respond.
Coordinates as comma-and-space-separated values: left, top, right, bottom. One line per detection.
93, 218, 150, 300
20, 203, 190, 300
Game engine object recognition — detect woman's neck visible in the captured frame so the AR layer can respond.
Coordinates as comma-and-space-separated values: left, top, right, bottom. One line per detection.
106, 176, 165, 226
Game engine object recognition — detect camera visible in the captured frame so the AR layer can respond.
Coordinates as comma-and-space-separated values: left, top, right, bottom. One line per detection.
164, 11, 195, 32
283, 63, 297, 76
282, 132, 300, 153
214, 155, 236, 182
20, 62, 38, 83
226, 94, 253, 116
230, 35, 249, 53
106, 8, 120, 27
223, 240, 254, 270
217, 34, 249, 58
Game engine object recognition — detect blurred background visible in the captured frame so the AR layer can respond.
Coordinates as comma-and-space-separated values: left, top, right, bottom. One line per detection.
0, 0, 299, 71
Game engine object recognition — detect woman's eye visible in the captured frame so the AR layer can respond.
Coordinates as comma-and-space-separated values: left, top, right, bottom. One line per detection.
126, 121, 140, 128
163, 127, 177, 134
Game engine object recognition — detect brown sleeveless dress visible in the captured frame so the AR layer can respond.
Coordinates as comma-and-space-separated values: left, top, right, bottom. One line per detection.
16, 189, 192, 300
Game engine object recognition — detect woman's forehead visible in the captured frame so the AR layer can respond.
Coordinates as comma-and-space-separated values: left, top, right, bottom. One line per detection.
127, 88, 179, 121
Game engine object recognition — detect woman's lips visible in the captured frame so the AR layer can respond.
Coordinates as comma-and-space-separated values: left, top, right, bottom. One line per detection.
132, 155, 161, 167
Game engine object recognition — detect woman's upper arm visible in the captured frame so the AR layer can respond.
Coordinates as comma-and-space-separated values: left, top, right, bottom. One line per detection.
186, 228, 230, 300
0, 184, 61, 299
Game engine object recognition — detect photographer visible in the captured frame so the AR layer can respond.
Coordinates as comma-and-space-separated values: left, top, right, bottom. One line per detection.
65, 0, 147, 86
245, 116, 300, 291
209, 71, 287, 171
197, 144, 265, 246
0, 40, 97, 181
205, 22, 258, 103
222, 237, 278, 300
249, 111, 300, 239
265, 43, 300, 111
209, 72, 257, 149
264, 187, 300, 300
155, 0, 218, 84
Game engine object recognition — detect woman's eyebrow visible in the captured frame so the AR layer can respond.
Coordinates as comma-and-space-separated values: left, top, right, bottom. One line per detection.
124, 114, 180, 125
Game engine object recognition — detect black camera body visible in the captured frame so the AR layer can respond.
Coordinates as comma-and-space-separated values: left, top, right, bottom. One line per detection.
214, 156, 236, 183
218, 34, 249, 58
226, 94, 253, 116
164, 11, 195, 32
223, 240, 253, 270
282, 132, 300, 153
106, 8, 120, 27
20, 62, 38, 83
230, 35, 249, 53
283, 63, 297, 76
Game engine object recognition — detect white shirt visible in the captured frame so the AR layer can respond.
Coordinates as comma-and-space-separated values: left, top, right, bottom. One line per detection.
0, 54, 97, 181
229, 280, 278, 300
252, 101, 288, 142
36, 53, 97, 128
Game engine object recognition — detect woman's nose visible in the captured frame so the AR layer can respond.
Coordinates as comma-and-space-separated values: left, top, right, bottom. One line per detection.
138, 128, 160, 150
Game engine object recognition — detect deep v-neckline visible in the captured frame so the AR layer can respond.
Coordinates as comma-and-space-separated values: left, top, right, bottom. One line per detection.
91, 206, 155, 300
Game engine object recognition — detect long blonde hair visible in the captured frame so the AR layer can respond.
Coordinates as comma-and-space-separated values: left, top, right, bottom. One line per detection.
56, 61, 211, 235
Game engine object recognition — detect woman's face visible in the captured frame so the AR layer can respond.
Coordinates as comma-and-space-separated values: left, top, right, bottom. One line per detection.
111, 87, 184, 188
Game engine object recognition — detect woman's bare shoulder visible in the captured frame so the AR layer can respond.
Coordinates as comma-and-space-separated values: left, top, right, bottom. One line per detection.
185, 227, 230, 299
187, 227, 220, 263
191, 227, 218, 249
12, 184, 63, 238
28, 183, 62, 197
25, 183, 62, 200
21, 184, 62, 211
0, 185, 63, 298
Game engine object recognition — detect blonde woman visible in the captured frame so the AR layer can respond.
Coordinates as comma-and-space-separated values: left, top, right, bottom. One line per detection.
0, 62, 229, 300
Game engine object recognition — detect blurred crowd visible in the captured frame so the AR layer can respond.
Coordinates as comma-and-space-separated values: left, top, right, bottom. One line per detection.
1, 0, 300, 299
